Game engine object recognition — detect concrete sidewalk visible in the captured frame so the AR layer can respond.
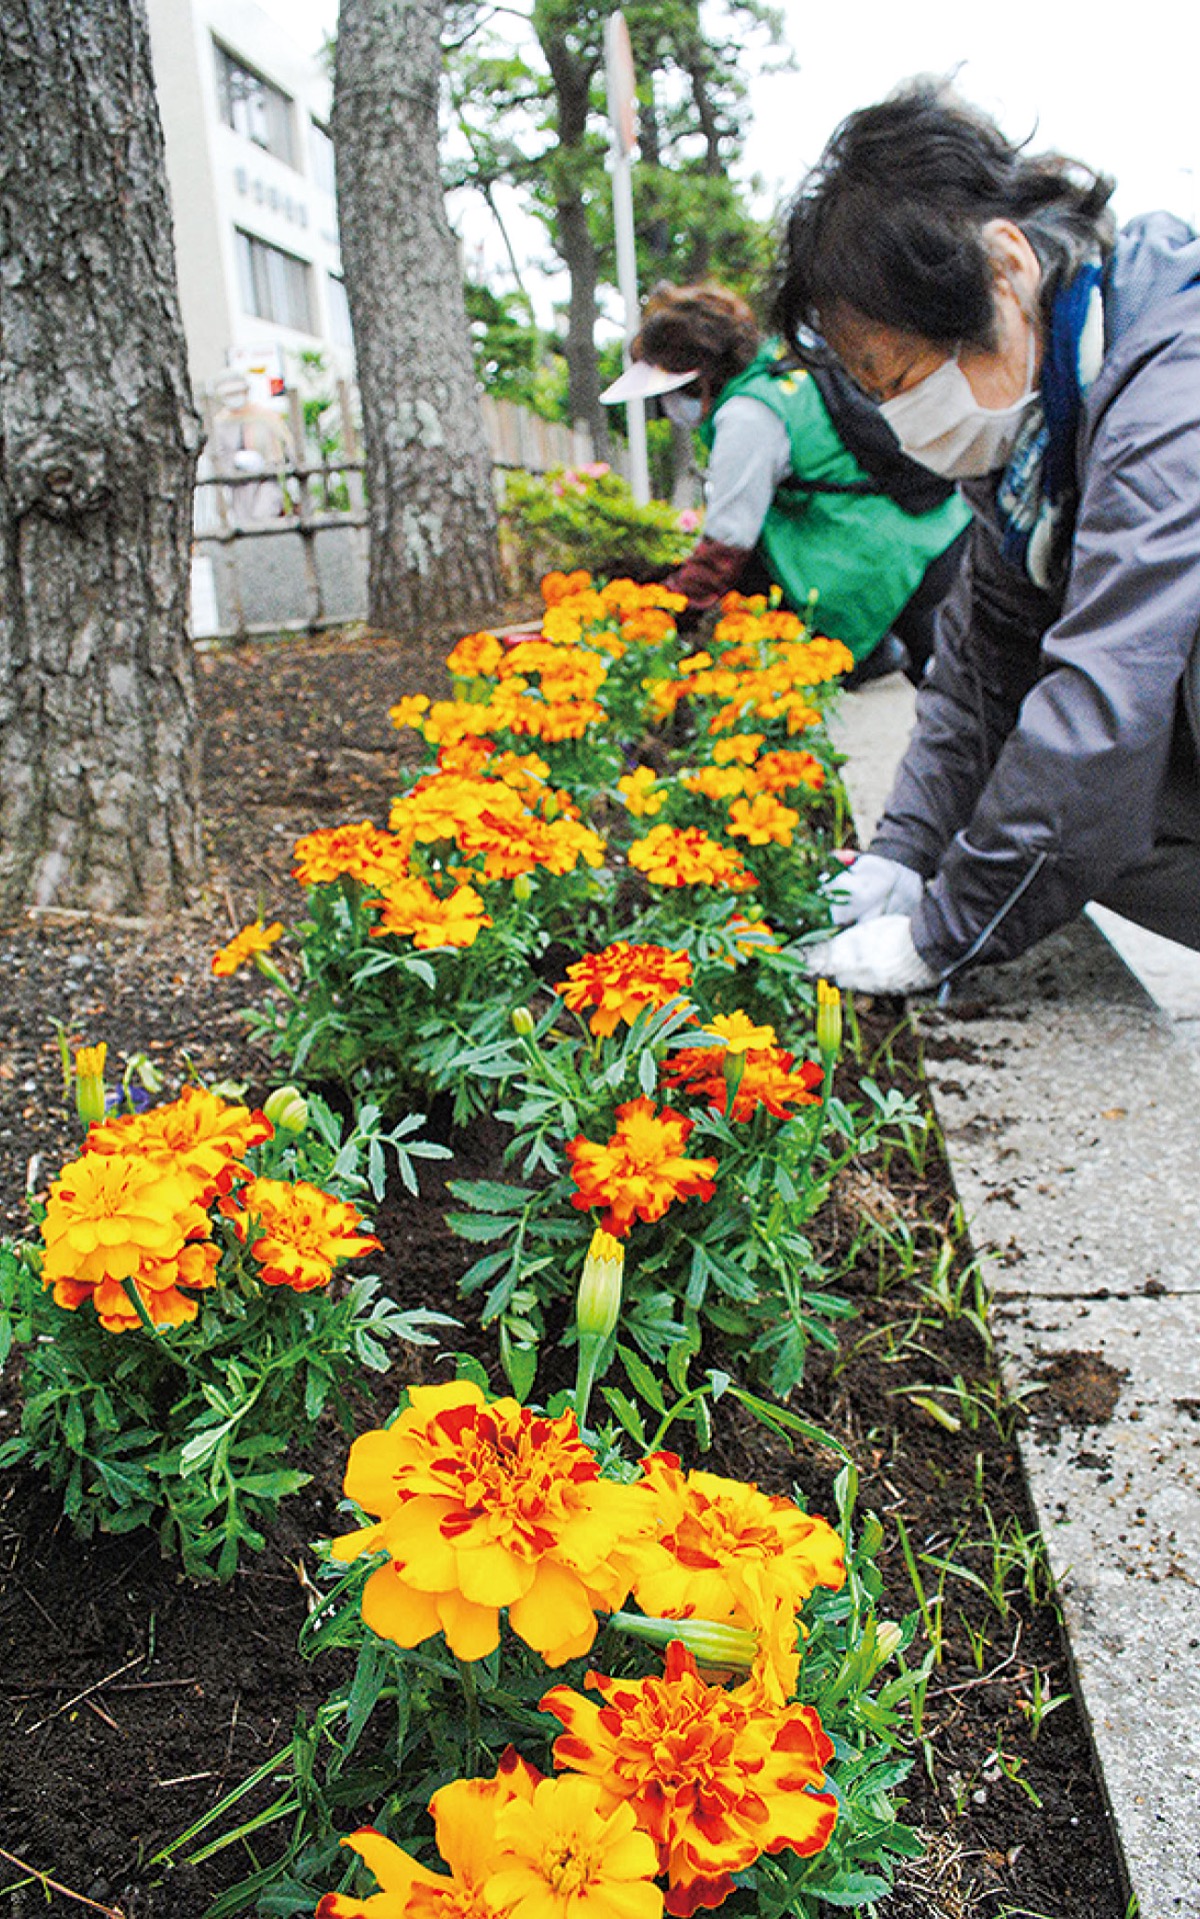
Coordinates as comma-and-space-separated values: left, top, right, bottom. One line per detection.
830, 676, 1200, 1919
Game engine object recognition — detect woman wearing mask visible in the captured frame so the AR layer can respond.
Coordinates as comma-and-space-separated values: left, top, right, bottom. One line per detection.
601, 282, 971, 683
784, 81, 1200, 993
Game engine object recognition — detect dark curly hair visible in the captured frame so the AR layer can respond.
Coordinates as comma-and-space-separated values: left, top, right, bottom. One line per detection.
772, 78, 1115, 352
634, 283, 761, 396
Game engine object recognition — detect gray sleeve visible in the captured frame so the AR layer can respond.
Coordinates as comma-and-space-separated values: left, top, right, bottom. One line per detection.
701, 398, 792, 549
899, 326, 1200, 974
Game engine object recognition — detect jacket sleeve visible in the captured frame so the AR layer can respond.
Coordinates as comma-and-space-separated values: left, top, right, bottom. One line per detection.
879, 325, 1200, 974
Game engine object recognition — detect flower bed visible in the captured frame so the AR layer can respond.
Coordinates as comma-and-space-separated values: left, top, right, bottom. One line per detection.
0, 594, 1127, 1919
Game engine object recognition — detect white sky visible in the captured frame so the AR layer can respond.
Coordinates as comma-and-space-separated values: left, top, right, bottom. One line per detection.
261, 0, 1200, 310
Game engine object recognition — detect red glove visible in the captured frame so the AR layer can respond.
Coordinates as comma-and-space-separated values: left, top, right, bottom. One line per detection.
664, 538, 755, 625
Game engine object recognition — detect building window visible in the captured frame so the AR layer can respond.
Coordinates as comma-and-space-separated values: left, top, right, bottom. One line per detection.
214, 41, 296, 169
310, 119, 337, 196
327, 275, 355, 349
235, 229, 315, 333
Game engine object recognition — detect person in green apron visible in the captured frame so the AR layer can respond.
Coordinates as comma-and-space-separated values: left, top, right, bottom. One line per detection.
601, 282, 970, 684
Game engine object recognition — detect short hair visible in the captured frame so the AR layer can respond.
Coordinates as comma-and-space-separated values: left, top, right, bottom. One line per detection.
772, 78, 1115, 350
634, 283, 761, 395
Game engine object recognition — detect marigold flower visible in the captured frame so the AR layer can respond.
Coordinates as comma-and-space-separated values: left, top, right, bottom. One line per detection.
40, 1151, 213, 1331
711, 733, 764, 766
627, 1453, 846, 1702
616, 766, 666, 818
446, 631, 505, 678
330, 1381, 656, 1665
489, 1774, 663, 1919
74, 1042, 108, 1126
679, 766, 751, 803
389, 693, 431, 731
703, 1010, 777, 1055
317, 1754, 543, 1919
542, 1642, 837, 1915
556, 944, 693, 1038
293, 821, 403, 889
662, 1046, 823, 1124
212, 919, 285, 977
753, 748, 826, 794
85, 1085, 272, 1202
816, 979, 843, 1064
371, 877, 492, 949
566, 1098, 718, 1238
225, 1176, 381, 1291
626, 825, 756, 894
726, 794, 800, 848
542, 568, 593, 605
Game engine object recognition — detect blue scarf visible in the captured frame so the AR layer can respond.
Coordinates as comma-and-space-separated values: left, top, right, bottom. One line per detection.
997, 261, 1106, 589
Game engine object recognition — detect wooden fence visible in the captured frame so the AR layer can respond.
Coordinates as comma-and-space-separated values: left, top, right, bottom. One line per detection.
191, 383, 610, 645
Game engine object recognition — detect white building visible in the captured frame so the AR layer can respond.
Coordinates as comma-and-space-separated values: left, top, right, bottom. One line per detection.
146, 0, 354, 396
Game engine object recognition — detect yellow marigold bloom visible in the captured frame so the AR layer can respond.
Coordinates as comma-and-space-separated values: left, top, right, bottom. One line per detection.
371, 877, 492, 950
566, 1097, 718, 1239
726, 793, 800, 848
437, 738, 496, 776
539, 818, 606, 875
628, 1452, 846, 1704
86, 1085, 273, 1202
491, 749, 551, 790
616, 766, 666, 818
389, 693, 431, 731
317, 1756, 543, 1919
711, 733, 764, 766
330, 1381, 656, 1665
702, 1010, 778, 1054
557, 943, 693, 1039
542, 1642, 837, 1916
226, 1176, 381, 1291
293, 821, 402, 889
617, 606, 677, 646
679, 765, 751, 803
41, 1151, 212, 1330
445, 630, 505, 678
489, 1774, 663, 1919
212, 918, 285, 978
627, 825, 756, 894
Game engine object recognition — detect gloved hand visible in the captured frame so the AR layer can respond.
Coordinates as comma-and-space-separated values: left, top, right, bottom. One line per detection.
820, 852, 925, 929
805, 916, 939, 995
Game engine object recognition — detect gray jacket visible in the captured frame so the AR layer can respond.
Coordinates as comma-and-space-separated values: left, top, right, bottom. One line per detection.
871, 214, 1200, 974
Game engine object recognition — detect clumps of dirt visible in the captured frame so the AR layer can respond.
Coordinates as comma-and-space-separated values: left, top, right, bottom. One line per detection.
1031, 1350, 1127, 1441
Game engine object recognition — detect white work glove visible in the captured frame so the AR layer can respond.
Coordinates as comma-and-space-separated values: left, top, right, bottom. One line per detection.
805, 916, 939, 995
819, 852, 925, 929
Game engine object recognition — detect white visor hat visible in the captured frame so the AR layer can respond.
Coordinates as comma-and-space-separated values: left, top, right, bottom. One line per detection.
600, 360, 699, 404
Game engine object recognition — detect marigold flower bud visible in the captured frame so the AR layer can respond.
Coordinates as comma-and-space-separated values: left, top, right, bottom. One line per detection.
263, 1085, 309, 1133
512, 872, 534, 902
609, 1609, 758, 1671
577, 1228, 624, 1343
815, 978, 842, 1065
510, 1006, 536, 1038
871, 1620, 904, 1673
74, 1043, 107, 1128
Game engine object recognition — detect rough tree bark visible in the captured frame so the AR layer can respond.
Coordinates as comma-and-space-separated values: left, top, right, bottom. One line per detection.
333, 0, 502, 638
537, 12, 609, 458
0, 0, 203, 916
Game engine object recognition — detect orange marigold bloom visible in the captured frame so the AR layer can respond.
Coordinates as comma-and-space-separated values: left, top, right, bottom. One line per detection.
711, 733, 764, 766
542, 568, 594, 605
293, 820, 403, 889
566, 1097, 717, 1238
724, 915, 779, 958
446, 631, 505, 678
438, 738, 496, 776
389, 694, 431, 731
85, 1085, 273, 1202
753, 748, 826, 794
211, 918, 285, 977
627, 825, 756, 894
330, 1381, 656, 1665
727, 793, 800, 848
628, 1453, 846, 1703
661, 1045, 823, 1123
226, 1176, 380, 1291
371, 877, 492, 949
556, 943, 693, 1038
40, 1150, 214, 1332
679, 766, 751, 803
542, 1642, 837, 1916
317, 1754, 543, 1919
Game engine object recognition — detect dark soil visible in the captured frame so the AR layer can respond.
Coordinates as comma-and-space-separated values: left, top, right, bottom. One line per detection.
0, 626, 1128, 1919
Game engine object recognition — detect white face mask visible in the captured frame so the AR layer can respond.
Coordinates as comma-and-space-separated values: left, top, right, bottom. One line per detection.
879, 329, 1038, 479
660, 391, 705, 429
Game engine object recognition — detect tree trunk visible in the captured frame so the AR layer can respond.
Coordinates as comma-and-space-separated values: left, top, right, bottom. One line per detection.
538, 20, 609, 459
0, 0, 203, 916
333, 0, 501, 638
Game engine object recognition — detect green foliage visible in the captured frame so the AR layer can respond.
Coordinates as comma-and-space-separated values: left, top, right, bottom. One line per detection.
501, 464, 693, 580
0, 1096, 456, 1579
